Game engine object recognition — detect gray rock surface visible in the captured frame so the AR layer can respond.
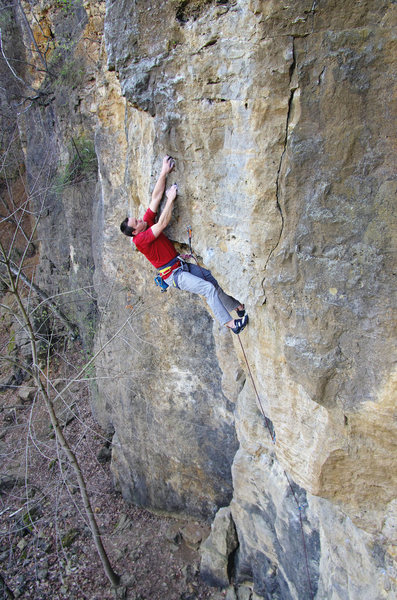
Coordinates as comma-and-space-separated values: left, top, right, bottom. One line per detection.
200, 506, 238, 588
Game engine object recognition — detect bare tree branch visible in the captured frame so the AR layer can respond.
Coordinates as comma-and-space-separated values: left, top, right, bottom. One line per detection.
7, 262, 79, 339
15, 0, 48, 73
0, 27, 25, 86
0, 572, 14, 599
0, 238, 122, 590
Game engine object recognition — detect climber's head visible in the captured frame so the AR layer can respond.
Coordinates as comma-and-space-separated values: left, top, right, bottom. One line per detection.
120, 216, 147, 237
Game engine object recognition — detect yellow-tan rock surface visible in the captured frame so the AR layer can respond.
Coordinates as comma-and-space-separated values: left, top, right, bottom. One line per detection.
11, 1, 397, 598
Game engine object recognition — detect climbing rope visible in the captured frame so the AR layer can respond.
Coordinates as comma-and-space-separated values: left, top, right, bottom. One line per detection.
237, 334, 314, 600
183, 226, 314, 598
237, 336, 275, 442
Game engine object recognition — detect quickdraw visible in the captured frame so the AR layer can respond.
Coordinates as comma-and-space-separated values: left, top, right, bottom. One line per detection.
187, 225, 192, 254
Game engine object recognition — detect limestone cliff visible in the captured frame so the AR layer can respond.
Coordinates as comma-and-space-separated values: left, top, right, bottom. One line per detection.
8, 0, 397, 598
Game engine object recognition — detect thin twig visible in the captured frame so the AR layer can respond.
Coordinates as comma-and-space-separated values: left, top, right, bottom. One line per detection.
0, 28, 25, 85
8, 263, 78, 339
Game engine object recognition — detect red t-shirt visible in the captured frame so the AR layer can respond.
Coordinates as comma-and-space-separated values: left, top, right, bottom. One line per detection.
133, 208, 178, 269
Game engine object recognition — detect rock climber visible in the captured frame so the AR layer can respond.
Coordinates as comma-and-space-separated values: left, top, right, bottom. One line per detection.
120, 155, 249, 334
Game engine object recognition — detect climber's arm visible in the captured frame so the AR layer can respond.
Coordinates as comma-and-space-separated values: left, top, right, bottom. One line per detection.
149, 155, 175, 213
151, 184, 178, 238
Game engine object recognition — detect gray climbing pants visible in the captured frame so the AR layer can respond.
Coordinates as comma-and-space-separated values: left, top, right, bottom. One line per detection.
164, 262, 240, 326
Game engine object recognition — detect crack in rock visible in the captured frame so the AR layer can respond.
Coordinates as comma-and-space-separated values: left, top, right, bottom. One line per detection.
262, 37, 298, 292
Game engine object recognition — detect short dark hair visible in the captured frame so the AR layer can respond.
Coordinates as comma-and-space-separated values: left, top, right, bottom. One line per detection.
120, 217, 134, 237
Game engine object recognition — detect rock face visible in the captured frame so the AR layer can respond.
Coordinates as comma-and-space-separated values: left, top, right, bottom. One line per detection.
9, 0, 397, 598
200, 506, 238, 588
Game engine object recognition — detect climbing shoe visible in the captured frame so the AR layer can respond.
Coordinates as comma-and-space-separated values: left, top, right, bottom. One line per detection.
236, 306, 246, 317
231, 314, 249, 334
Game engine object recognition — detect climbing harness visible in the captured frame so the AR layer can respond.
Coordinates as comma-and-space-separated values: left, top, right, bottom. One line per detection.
154, 255, 183, 291
157, 255, 182, 278
154, 228, 196, 292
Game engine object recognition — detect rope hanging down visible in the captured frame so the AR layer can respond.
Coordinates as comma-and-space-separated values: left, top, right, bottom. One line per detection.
237, 335, 314, 600
183, 225, 313, 599
152, 224, 313, 598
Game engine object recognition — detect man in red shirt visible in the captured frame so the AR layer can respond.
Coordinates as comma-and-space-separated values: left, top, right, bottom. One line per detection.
120, 156, 248, 334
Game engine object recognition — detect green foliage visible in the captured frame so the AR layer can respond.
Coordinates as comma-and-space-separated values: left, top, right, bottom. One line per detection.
49, 458, 58, 470
56, 56, 86, 89
166, 39, 180, 52
56, 0, 78, 13
61, 528, 79, 548
55, 135, 98, 191
68, 136, 98, 180
40, 1, 87, 93
7, 332, 15, 354
84, 361, 95, 379
22, 507, 40, 532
